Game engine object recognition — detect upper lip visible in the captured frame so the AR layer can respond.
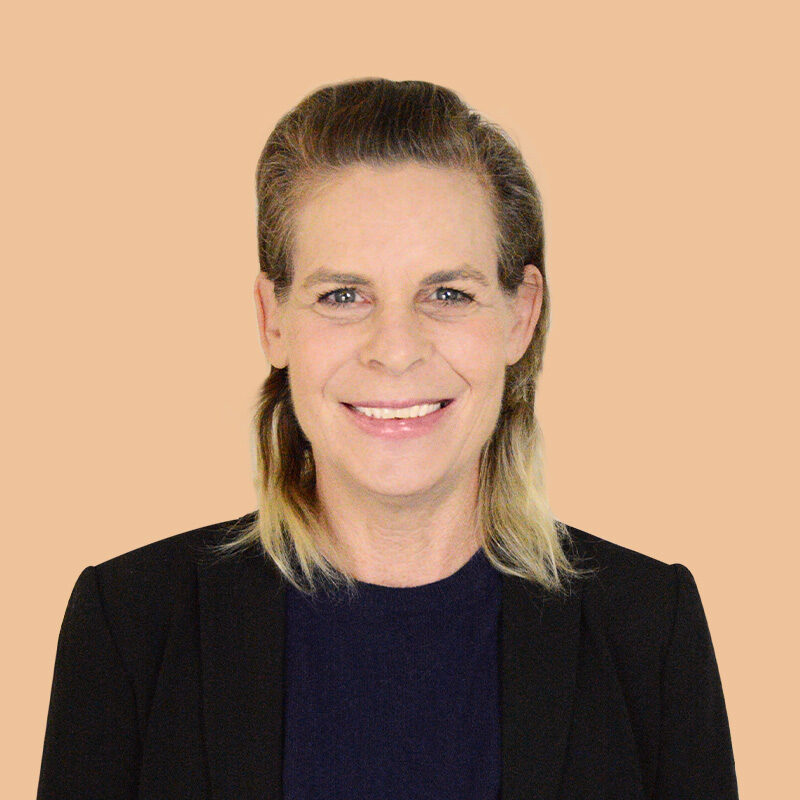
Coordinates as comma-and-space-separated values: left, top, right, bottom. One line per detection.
342, 398, 452, 409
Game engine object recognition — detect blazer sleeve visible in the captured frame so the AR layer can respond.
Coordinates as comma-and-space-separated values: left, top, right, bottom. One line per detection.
37, 566, 140, 800
654, 563, 739, 799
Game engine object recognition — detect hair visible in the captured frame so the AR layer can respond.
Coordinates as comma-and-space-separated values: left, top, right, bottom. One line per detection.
210, 77, 598, 598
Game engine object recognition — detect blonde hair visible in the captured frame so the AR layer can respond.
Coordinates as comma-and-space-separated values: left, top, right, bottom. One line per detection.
210, 78, 597, 598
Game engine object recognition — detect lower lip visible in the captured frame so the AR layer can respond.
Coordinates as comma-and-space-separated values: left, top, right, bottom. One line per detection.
341, 399, 455, 440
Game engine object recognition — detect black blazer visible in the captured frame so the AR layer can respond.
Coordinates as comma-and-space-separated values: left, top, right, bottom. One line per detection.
37, 513, 739, 799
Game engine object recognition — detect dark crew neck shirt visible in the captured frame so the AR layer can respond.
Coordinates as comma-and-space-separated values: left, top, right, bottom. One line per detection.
282, 546, 503, 800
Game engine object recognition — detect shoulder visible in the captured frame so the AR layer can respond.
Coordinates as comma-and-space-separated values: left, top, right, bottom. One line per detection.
90, 510, 258, 591
70, 512, 259, 665
564, 521, 680, 599
561, 522, 693, 658
92, 510, 258, 583
557, 523, 735, 794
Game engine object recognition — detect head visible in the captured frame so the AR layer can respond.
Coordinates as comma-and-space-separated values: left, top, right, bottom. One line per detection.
255, 160, 542, 507
215, 78, 595, 596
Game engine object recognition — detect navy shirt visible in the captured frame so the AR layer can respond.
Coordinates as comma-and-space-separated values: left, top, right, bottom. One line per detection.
283, 545, 503, 800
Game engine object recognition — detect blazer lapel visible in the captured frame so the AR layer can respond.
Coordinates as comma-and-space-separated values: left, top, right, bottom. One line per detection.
197, 545, 287, 799
197, 541, 582, 800
500, 572, 583, 800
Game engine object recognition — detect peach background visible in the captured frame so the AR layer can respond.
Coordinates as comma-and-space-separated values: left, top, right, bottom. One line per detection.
4, 0, 797, 795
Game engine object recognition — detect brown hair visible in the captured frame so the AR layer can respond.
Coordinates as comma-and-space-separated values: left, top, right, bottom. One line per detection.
211, 78, 596, 597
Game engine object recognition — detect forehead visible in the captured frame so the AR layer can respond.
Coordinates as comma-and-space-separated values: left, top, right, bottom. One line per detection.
291, 162, 498, 273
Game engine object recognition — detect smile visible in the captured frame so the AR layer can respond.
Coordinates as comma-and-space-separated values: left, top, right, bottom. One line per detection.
352, 401, 446, 419
340, 398, 456, 440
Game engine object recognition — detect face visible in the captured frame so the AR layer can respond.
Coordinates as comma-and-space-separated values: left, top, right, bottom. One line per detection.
254, 162, 542, 501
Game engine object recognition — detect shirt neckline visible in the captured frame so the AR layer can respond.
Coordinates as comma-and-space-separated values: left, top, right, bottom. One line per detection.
289, 546, 499, 617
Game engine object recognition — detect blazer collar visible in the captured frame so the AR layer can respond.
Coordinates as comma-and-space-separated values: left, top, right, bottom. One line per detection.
197, 544, 582, 800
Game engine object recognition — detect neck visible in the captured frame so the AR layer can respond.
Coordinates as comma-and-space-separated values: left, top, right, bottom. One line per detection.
315, 463, 483, 587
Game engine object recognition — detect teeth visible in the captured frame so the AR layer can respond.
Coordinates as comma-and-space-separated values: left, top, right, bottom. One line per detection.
354, 402, 444, 419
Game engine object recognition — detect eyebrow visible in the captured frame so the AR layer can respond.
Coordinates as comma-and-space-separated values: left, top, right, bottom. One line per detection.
300, 265, 491, 290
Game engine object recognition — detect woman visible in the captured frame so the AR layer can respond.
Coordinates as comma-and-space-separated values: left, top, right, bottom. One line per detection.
37, 78, 739, 799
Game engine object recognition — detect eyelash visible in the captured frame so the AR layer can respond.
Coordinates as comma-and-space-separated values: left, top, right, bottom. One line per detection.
315, 286, 476, 309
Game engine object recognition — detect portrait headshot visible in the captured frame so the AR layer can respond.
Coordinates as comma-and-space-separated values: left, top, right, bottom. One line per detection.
33, 76, 740, 799
10, 3, 796, 797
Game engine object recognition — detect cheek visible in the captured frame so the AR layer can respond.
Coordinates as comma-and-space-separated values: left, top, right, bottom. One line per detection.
287, 326, 348, 406
441, 322, 506, 382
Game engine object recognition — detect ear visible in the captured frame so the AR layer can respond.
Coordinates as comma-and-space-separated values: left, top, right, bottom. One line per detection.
504, 264, 544, 366
253, 272, 289, 369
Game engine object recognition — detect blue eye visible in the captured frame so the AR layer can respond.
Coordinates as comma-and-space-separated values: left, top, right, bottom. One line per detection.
316, 287, 359, 306
315, 286, 475, 308
433, 287, 475, 305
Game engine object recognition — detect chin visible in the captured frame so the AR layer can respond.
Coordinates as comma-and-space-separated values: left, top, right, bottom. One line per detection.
352, 464, 442, 498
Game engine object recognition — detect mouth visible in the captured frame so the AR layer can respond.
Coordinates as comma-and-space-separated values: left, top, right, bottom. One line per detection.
342, 397, 454, 409
341, 398, 454, 420
339, 397, 456, 439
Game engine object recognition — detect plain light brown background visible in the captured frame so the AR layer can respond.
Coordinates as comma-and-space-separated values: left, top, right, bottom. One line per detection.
3, 0, 797, 795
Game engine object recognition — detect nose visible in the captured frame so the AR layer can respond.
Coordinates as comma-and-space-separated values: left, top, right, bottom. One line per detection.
357, 304, 434, 375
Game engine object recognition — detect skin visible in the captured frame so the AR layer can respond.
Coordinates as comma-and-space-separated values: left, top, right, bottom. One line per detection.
254, 162, 543, 587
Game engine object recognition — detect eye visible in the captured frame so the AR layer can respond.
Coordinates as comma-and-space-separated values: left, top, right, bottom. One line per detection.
315, 286, 476, 309
432, 286, 475, 306
315, 287, 361, 307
